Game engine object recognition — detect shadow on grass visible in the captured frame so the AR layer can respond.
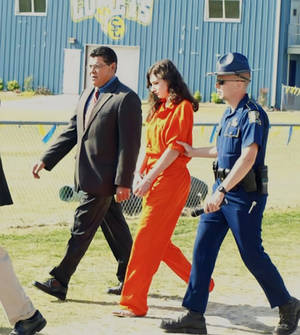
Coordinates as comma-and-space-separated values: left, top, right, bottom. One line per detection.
0, 328, 48, 335
64, 299, 119, 307
206, 302, 275, 333
149, 301, 275, 334
0, 328, 11, 335
66, 295, 276, 333
41, 296, 277, 334
148, 293, 182, 301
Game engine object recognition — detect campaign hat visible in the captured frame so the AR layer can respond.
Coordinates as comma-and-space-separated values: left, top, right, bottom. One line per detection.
208, 52, 251, 75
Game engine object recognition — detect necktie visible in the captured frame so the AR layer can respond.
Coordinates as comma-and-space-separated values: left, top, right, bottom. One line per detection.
85, 88, 100, 128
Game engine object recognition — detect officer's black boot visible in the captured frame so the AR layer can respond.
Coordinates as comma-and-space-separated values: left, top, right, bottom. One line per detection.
160, 310, 207, 334
273, 297, 300, 335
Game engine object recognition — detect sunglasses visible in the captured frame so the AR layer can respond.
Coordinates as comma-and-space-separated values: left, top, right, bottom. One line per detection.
217, 74, 251, 86
216, 79, 247, 85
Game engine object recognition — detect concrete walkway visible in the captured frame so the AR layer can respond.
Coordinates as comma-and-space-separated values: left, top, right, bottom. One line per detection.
0, 95, 79, 122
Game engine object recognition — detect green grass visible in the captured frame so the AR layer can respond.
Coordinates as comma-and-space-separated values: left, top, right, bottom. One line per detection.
0, 209, 299, 330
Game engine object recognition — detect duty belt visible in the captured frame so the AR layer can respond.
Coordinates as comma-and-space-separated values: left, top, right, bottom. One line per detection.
215, 168, 230, 181
212, 163, 268, 194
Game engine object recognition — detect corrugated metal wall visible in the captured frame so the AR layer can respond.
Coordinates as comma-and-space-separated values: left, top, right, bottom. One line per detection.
0, 0, 69, 93
0, 0, 288, 106
277, 0, 292, 105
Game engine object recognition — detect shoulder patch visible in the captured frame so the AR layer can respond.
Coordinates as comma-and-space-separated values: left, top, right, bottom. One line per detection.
231, 117, 238, 127
248, 110, 262, 125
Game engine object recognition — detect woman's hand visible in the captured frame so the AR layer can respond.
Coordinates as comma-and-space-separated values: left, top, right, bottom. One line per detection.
132, 172, 143, 191
133, 177, 152, 197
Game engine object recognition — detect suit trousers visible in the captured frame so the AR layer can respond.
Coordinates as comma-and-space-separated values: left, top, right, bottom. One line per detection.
0, 246, 35, 325
50, 194, 133, 287
183, 188, 291, 313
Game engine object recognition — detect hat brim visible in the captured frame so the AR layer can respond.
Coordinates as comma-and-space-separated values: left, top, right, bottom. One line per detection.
207, 70, 251, 76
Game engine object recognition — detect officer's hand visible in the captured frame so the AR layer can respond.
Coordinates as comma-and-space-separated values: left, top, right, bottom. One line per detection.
32, 161, 45, 179
115, 186, 130, 202
204, 191, 225, 213
176, 141, 194, 157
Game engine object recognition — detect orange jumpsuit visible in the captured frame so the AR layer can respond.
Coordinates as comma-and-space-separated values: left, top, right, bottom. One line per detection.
120, 99, 194, 316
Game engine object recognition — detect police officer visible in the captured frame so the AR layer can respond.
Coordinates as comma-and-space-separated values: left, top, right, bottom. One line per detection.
160, 52, 300, 335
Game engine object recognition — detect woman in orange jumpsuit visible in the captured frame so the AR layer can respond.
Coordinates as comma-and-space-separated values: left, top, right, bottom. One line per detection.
114, 59, 214, 317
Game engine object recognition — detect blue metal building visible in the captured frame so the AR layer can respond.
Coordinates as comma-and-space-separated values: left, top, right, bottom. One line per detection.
0, 0, 299, 108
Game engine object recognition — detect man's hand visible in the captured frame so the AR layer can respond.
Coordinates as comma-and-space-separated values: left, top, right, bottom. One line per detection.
115, 186, 130, 203
32, 161, 45, 179
204, 190, 225, 213
176, 141, 195, 157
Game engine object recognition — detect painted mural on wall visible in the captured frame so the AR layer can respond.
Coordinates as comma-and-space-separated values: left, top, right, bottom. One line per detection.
70, 0, 153, 40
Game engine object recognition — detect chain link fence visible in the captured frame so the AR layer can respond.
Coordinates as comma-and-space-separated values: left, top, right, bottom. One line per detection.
0, 122, 209, 228
58, 176, 208, 217
1, 120, 300, 228
0, 122, 77, 227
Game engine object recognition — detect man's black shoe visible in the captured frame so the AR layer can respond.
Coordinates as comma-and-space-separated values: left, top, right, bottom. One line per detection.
107, 282, 123, 295
33, 278, 67, 301
160, 310, 207, 334
273, 297, 300, 335
10, 310, 46, 335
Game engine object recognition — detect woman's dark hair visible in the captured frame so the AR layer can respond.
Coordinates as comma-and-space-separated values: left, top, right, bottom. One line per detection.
146, 59, 198, 121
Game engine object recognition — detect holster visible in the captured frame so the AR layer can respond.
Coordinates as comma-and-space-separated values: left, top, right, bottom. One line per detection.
240, 168, 257, 192
212, 160, 218, 180
256, 165, 268, 195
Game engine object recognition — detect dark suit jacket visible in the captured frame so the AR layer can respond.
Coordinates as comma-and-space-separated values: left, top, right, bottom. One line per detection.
42, 78, 142, 196
0, 155, 13, 206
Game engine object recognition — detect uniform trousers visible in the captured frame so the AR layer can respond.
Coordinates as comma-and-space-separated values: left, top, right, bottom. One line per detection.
120, 167, 191, 316
0, 246, 35, 325
50, 194, 133, 287
183, 186, 291, 313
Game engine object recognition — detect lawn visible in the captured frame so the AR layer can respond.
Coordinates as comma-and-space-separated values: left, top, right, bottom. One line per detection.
0, 210, 299, 334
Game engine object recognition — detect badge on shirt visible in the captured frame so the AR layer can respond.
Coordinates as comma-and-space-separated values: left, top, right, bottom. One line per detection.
231, 118, 238, 127
248, 110, 262, 125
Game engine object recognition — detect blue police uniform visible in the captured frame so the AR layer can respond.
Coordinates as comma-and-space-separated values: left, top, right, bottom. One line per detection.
182, 94, 291, 313
161, 53, 300, 335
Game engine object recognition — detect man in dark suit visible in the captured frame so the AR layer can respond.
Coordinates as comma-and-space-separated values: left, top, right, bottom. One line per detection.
32, 46, 142, 299
1, 155, 47, 335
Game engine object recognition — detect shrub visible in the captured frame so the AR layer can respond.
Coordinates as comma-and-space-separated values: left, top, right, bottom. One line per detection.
21, 91, 36, 97
35, 87, 52, 95
24, 76, 33, 92
193, 90, 202, 103
211, 91, 223, 104
0, 78, 3, 91
7, 80, 20, 91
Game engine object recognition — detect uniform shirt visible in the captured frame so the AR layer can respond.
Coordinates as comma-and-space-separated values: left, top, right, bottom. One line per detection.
145, 99, 194, 171
216, 94, 269, 171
